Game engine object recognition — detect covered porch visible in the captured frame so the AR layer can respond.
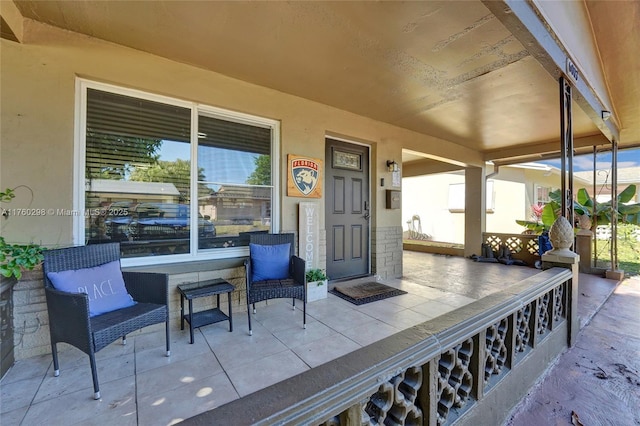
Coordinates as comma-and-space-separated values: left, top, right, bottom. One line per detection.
1, 1, 638, 425
0, 251, 619, 425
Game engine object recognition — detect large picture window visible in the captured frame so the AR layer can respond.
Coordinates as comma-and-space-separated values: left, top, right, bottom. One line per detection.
79, 81, 278, 263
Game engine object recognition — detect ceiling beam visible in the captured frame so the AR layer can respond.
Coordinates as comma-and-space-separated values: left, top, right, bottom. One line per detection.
483, 134, 610, 162
403, 159, 463, 178
483, 0, 620, 143
0, 1, 23, 42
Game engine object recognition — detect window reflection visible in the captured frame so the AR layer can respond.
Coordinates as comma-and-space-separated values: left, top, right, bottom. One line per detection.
84, 87, 275, 259
196, 114, 272, 250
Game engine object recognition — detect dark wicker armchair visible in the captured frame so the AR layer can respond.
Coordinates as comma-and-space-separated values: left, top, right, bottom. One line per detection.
244, 233, 306, 335
43, 243, 170, 400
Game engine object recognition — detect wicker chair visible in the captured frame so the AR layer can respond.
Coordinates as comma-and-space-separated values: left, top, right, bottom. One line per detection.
244, 233, 306, 335
43, 243, 170, 400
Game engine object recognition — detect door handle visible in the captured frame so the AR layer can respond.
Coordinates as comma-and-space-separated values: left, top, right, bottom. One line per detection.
363, 201, 370, 220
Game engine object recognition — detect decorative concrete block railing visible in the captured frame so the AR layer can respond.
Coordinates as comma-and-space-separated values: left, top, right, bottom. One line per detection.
185, 266, 574, 426
482, 232, 541, 267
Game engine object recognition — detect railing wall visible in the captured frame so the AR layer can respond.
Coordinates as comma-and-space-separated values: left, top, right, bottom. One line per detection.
185, 267, 574, 426
482, 232, 541, 267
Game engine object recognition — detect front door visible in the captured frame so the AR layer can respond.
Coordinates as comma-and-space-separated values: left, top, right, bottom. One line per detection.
325, 138, 370, 280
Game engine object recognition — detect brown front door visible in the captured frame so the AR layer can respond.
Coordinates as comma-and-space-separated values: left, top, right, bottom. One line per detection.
325, 138, 370, 280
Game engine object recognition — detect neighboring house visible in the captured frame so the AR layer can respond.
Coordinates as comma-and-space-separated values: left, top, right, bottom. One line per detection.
204, 184, 271, 225
574, 166, 640, 203
402, 162, 591, 244
87, 179, 181, 205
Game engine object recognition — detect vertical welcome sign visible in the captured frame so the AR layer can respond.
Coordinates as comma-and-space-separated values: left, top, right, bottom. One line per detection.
299, 202, 319, 271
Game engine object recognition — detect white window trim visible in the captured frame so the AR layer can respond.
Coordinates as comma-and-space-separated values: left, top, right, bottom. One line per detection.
534, 184, 553, 205
74, 78, 280, 267
448, 180, 495, 213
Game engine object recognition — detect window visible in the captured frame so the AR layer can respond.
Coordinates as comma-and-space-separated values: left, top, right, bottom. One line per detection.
535, 185, 553, 205
78, 80, 278, 264
448, 180, 495, 213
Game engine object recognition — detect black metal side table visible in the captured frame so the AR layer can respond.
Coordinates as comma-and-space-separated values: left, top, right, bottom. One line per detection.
177, 278, 235, 344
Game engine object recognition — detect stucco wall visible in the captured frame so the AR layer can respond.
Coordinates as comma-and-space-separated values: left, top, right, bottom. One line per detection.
1, 20, 483, 263
400, 165, 585, 242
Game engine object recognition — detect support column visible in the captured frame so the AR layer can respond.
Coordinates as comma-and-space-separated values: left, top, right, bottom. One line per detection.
592, 147, 599, 266
542, 243, 579, 346
575, 231, 593, 273
559, 76, 574, 227
606, 139, 624, 280
464, 166, 486, 258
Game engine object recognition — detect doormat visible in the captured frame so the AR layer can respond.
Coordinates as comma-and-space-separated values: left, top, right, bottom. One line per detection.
329, 282, 407, 306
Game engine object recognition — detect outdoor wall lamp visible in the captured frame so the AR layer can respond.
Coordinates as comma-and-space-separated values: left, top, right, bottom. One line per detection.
387, 160, 399, 172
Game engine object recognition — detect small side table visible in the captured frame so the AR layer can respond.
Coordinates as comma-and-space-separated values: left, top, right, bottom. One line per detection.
177, 278, 235, 344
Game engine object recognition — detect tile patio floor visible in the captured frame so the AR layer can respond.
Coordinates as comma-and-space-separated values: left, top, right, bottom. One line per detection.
0, 252, 618, 425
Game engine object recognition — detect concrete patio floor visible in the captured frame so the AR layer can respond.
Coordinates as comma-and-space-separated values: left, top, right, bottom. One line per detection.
0, 252, 621, 425
505, 275, 639, 426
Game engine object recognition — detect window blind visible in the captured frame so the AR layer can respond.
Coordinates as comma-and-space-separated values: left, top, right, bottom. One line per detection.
198, 115, 271, 155
86, 89, 191, 179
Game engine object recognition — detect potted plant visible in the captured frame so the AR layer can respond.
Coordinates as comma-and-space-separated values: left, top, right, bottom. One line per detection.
1, 188, 44, 280
1, 187, 45, 377
305, 268, 328, 302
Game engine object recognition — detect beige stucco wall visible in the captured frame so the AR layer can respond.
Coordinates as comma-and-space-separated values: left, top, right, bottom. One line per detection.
402, 172, 526, 244
400, 164, 593, 243
1, 19, 483, 252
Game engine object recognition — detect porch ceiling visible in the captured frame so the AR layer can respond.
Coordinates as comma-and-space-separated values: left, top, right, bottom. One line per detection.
9, 1, 640, 164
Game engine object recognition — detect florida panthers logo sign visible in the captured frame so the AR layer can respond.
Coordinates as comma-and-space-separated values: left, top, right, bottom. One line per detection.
287, 155, 323, 198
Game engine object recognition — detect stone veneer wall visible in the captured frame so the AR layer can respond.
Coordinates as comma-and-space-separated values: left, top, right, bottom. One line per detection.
165, 266, 247, 325
372, 226, 403, 280
11, 267, 49, 360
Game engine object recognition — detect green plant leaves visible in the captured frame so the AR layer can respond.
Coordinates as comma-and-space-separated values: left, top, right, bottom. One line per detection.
0, 237, 44, 280
305, 268, 328, 282
517, 184, 640, 233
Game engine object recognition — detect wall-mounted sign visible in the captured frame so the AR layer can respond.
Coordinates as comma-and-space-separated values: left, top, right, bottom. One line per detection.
566, 57, 579, 84
287, 154, 323, 198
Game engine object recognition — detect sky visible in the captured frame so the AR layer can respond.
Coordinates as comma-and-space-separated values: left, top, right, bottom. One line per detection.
538, 147, 640, 172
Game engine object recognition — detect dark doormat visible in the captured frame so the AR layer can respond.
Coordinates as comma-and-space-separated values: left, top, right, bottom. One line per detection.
329, 282, 407, 306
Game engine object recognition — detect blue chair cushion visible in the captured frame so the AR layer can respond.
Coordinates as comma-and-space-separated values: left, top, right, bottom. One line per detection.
47, 260, 136, 317
250, 243, 291, 282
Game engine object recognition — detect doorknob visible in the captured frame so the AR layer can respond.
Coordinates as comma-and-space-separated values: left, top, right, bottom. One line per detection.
364, 201, 370, 220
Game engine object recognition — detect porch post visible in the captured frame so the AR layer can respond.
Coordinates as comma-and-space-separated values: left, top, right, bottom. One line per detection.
464, 165, 486, 258
606, 139, 624, 280
542, 251, 579, 346
559, 76, 574, 227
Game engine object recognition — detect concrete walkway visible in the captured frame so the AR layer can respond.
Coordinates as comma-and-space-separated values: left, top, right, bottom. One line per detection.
504, 275, 640, 426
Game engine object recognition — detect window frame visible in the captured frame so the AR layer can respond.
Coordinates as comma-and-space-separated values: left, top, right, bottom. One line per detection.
74, 78, 280, 267
534, 184, 553, 205
447, 180, 495, 213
